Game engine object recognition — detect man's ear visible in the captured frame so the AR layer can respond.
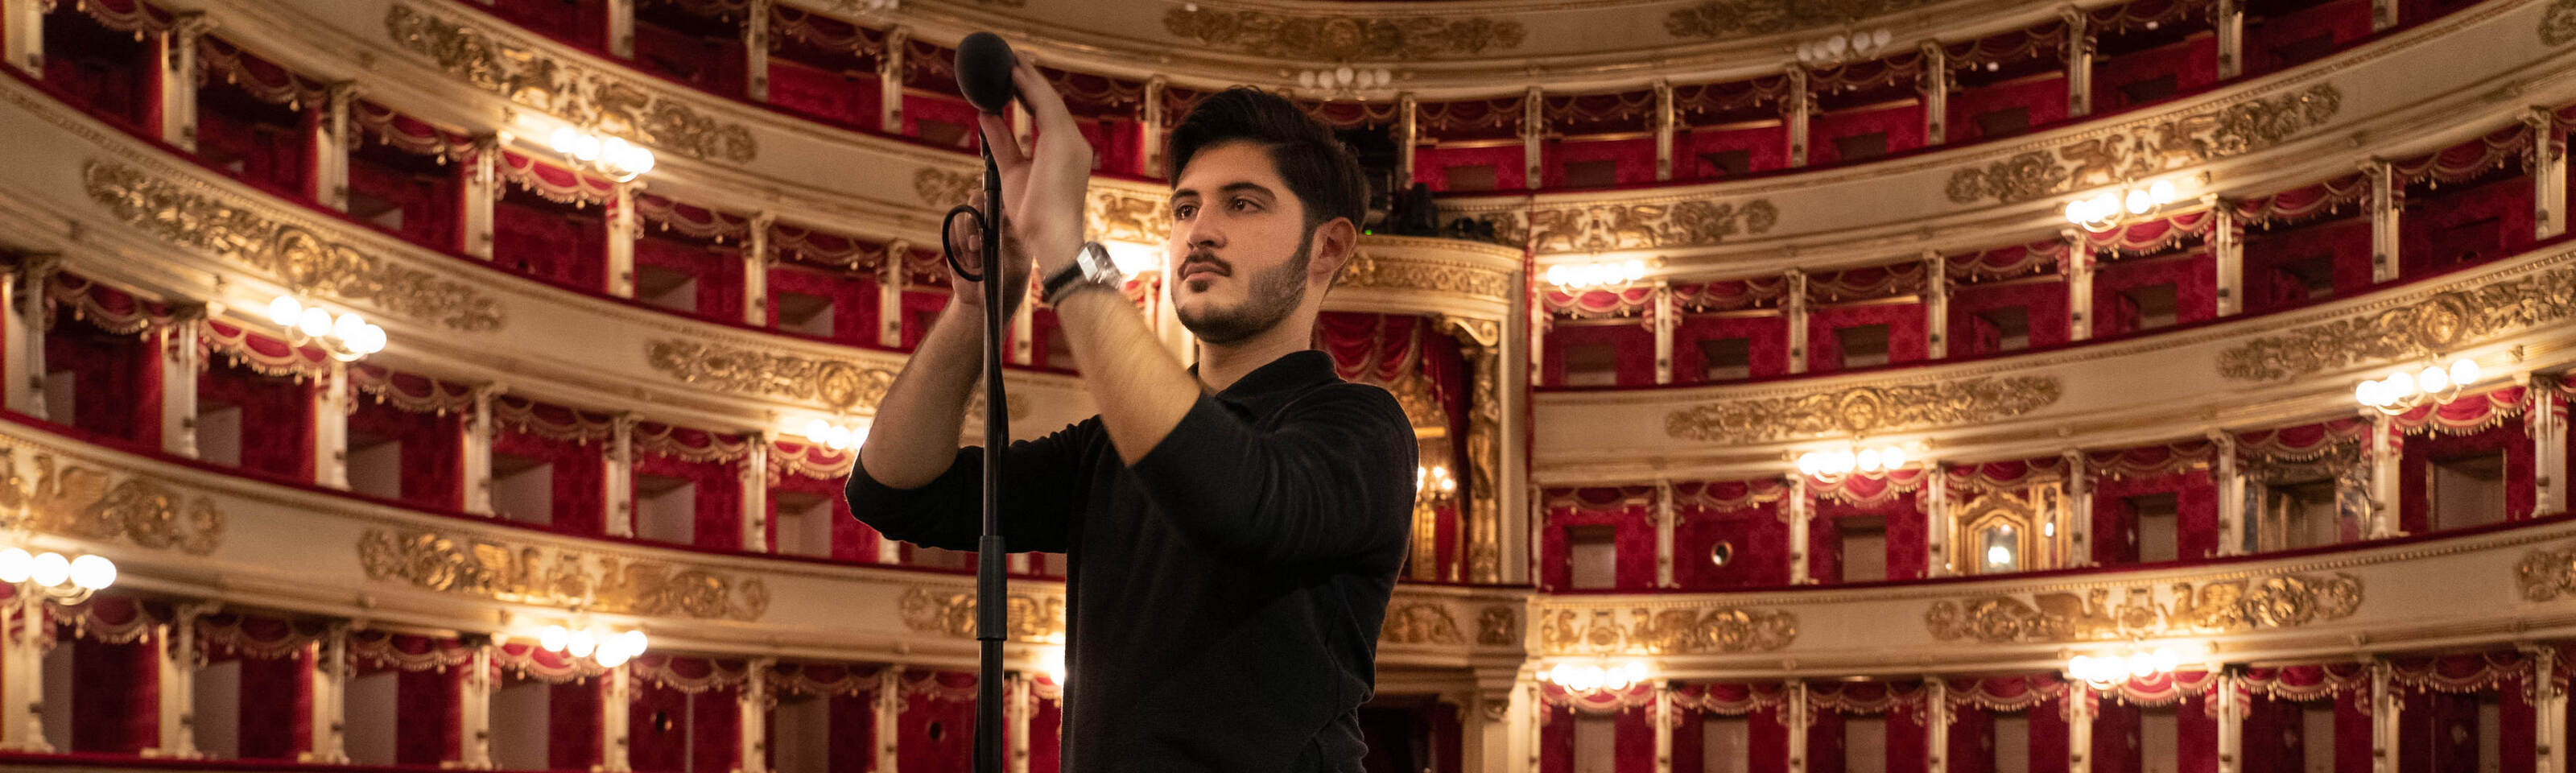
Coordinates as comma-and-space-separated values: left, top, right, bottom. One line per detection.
1310, 217, 1360, 286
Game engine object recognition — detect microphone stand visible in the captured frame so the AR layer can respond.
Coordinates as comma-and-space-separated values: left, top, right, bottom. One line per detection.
970, 128, 1009, 773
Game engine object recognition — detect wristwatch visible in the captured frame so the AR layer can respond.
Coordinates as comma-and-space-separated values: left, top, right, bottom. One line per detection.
1039, 241, 1122, 305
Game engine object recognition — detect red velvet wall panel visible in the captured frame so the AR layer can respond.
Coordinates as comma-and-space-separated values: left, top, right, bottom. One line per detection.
767, 58, 883, 130
69, 632, 159, 753
634, 235, 747, 322
1543, 137, 1659, 188
1947, 279, 2071, 356
2244, 0, 2375, 76
1806, 102, 1927, 166
196, 363, 316, 482
1542, 320, 1656, 387
234, 650, 314, 759
1674, 502, 1791, 589
1413, 143, 1529, 192
633, 453, 745, 551
43, 315, 162, 449
1806, 302, 1929, 374
1681, 123, 1791, 180
2397, 418, 2537, 532
2091, 36, 2220, 114
1946, 76, 2069, 143
493, 194, 608, 291
1670, 314, 1791, 384
2091, 469, 2223, 564
348, 399, 464, 510
493, 428, 609, 536
2242, 216, 2373, 313
2089, 252, 2216, 338
2399, 172, 2537, 279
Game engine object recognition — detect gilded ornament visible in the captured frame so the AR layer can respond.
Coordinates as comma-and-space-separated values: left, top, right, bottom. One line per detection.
1087, 188, 1170, 246
2217, 267, 2575, 381
1339, 251, 1514, 302
1946, 84, 2343, 205
358, 528, 769, 620
382, 4, 755, 162
1161, 8, 1525, 60
1524, 200, 1779, 254
1380, 602, 1468, 646
82, 160, 502, 331
1476, 605, 1517, 647
0, 449, 222, 555
645, 339, 897, 411
914, 167, 984, 209
1536, 605, 1796, 655
2543, 0, 2576, 46
1665, 376, 2062, 443
2515, 542, 2576, 601
898, 587, 1065, 643
1924, 572, 2363, 643
1665, 0, 1940, 40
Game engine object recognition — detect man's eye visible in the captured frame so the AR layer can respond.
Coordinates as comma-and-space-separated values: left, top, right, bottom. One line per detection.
1174, 205, 1196, 218
1232, 198, 1257, 211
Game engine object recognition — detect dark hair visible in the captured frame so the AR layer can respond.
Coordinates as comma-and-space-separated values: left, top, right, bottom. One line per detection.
1165, 87, 1368, 235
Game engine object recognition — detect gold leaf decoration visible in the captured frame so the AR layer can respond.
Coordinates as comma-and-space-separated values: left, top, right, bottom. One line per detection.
2516, 542, 2576, 601
1536, 606, 1797, 655
2544, 0, 2576, 46
1087, 188, 1170, 246
358, 527, 770, 620
2217, 267, 2576, 381
1665, 376, 2062, 443
1925, 572, 2363, 643
1379, 602, 1467, 646
1339, 251, 1515, 302
383, 3, 755, 162
1525, 200, 1779, 254
898, 587, 1065, 643
1476, 605, 1518, 647
1665, 0, 1942, 39
0, 449, 223, 555
1162, 9, 1525, 60
1947, 84, 2343, 205
914, 167, 984, 209
82, 160, 503, 331
644, 339, 897, 411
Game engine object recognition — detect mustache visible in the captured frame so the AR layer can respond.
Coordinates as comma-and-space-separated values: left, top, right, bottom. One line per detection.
1177, 253, 1232, 278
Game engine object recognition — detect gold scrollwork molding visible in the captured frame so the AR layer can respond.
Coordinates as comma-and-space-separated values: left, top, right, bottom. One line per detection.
1925, 571, 2363, 643
1666, 376, 2062, 443
1161, 8, 1525, 60
1380, 602, 1468, 646
1525, 200, 1779, 254
2513, 541, 2576, 601
2544, 0, 2576, 46
898, 587, 1065, 643
644, 339, 896, 411
1087, 188, 1170, 246
1476, 605, 1518, 647
357, 527, 770, 620
2217, 266, 2576, 381
1666, 0, 1942, 40
83, 160, 505, 331
914, 167, 984, 209
1946, 84, 2343, 205
383, 3, 756, 163
1340, 251, 1516, 303
0, 449, 223, 555
1536, 605, 1797, 655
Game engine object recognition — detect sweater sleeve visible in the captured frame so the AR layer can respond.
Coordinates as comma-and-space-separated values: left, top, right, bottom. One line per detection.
843, 419, 1096, 554
1125, 383, 1418, 566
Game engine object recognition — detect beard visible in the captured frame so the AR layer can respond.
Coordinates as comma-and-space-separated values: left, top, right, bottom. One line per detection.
1174, 229, 1312, 346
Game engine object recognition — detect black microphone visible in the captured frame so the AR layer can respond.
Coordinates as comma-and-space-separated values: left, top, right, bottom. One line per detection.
954, 31, 1018, 115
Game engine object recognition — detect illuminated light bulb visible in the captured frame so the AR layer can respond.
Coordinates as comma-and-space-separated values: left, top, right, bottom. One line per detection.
620, 630, 648, 656
2069, 655, 2095, 679
550, 127, 581, 155
594, 643, 632, 668
29, 552, 68, 587
2448, 358, 2480, 386
0, 548, 29, 583
1298, 71, 1318, 89
2149, 179, 2178, 203
2128, 651, 2156, 678
267, 296, 303, 326
626, 146, 655, 176
2145, 19, 2160, 29
2384, 370, 2417, 397
1985, 544, 2012, 566
2355, 379, 2383, 407
804, 420, 832, 440
298, 307, 334, 337
1797, 454, 1821, 477
1879, 447, 1906, 469
2064, 200, 2087, 225
2154, 647, 2179, 672
1825, 35, 1847, 56
567, 630, 597, 659
354, 324, 388, 353
1986, 61, 2001, 72
333, 312, 369, 341
540, 626, 568, 652
2125, 189, 2153, 215
1856, 448, 1883, 472
1797, 43, 1816, 61
1874, 29, 1892, 47
2417, 365, 2449, 393
1545, 266, 1567, 286
1041, 647, 1067, 684
572, 134, 602, 162
1834, 450, 1858, 474
2042, 520, 2057, 537
68, 554, 114, 589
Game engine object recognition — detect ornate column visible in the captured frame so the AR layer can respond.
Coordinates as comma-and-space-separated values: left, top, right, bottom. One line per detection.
459, 643, 493, 769
1006, 672, 1032, 773
608, 414, 637, 538
877, 242, 906, 348
2, 0, 41, 76
316, 82, 356, 211
463, 385, 498, 515
1524, 680, 1545, 773
1652, 80, 1675, 182
1787, 476, 1814, 584
607, 182, 638, 298
2215, 673, 2244, 773
1653, 479, 1677, 589
2063, 8, 2093, 118
744, 213, 774, 327
606, 0, 635, 58
2371, 0, 2398, 31
2367, 159, 2401, 283
2063, 449, 2092, 567
1922, 42, 1950, 146
2066, 686, 2095, 773
2368, 411, 2401, 539
2215, 0, 2245, 79
738, 659, 773, 773
2066, 232, 2095, 341
1785, 682, 1810, 771
1925, 250, 1950, 359
159, 14, 213, 151
1926, 462, 1954, 577
2526, 644, 2567, 773
0, 592, 47, 751
743, 0, 770, 102
2536, 374, 2568, 518
2529, 109, 2567, 240
601, 666, 633, 773
1652, 281, 1674, 384
1463, 668, 1536, 773
316, 362, 351, 490
1785, 68, 1810, 167
160, 304, 204, 458
464, 136, 500, 260
1522, 86, 1545, 190
2209, 431, 2247, 556
876, 668, 903, 773
877, 28, 907, 135
741, 432, 770, 552
303, 625, 351, 764
1653, 679, 1674, 773
1785, 270, 1809, 374
1926, 678, 1951, 773
2, 256, 52, 420
2371, 659, 2400, 773
1448, 317, 1518, 584
160, 601, 220, 759
2211, 198, 2244, 316
1143, 76, 1169, 177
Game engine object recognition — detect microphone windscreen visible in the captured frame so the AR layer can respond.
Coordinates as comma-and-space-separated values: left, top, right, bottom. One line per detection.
954, 32, 1018, 114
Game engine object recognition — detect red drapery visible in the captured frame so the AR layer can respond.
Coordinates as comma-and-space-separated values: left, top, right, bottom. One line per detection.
762, 662, 881, 773
40, 5, 162, 133
42, 304, 163, 450
1542, 286, 1654, 319
1539, 486, 1657, 591
65, 595, 163, 754
349, 632, 470, 765
627, 655, 746, 773
197, 611, 323, 760
347, 396, 464, 510
493, 189, 609, 292
2394, 388, 2537, 531
196, 359, 316, 482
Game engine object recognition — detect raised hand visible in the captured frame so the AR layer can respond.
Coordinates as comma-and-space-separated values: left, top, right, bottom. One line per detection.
972, 56, 1096, 283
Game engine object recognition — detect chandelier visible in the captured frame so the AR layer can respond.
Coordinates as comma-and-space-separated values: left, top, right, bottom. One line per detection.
1796, 443, 1910, 482
2066, 643, 2184, 688
0, 546, 116, 605
1543, 259, 1645, 290
800, 418, 869, 452
548, 127, 656, 182
536, 624, 650, 668
1416, 465, 1455, 498
1542, 658, 1651, 693
2354, 357, 2482, 415
266, 296, 386, 362
2063, 179, 2182, 233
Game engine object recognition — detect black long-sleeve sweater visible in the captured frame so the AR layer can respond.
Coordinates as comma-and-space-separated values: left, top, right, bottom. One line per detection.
845, 349, 1418, 772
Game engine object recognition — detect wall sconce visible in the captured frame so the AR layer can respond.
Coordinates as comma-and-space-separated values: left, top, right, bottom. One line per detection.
0, 547, 114, 605
1542, 658, 1650, 692
266, 296, 386, 362
800, 418, 869, 452
1544, 259, 1645, 290
1296, 65, 1392, 94
549, 127, 656, 182
1797, 443, 1910, 482
2064, 178, 2187, 233
537, 624, 649, 668
2355, 357, 2481, 415
2067, 643, 2185, 688
1796, 27, 1894, 66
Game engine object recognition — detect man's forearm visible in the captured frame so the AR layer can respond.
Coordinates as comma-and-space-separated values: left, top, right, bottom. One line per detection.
856, 304, 989, 488
1050, 286, 1198, 465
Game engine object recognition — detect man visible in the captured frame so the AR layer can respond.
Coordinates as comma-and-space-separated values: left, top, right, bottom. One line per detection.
844, 56, 1418, 772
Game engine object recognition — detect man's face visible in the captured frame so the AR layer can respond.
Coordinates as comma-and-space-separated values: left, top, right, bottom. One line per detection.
1166, 142, 1319, 345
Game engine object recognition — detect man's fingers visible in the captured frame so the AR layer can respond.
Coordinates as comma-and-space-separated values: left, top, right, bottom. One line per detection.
1009, 58, 1078, 138
976, 112, 1026, 168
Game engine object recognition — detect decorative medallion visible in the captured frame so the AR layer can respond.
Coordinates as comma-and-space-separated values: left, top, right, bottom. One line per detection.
1339, 251, 1516, 302
358, 527, 770, 620
645, 339, 897, 411
1536, 605, 1797, 655
1476, 605, 1518, 647
898, 587, 1065, 643
83, 160, 504, 332
2543, 0, 2576, 46
1925, 572, 2363, 643
1380, 602, 1468, 646
1524, 199, 1779, 254
1665, 0, 1942, 40
2218, 267, 2576, 381
1666, 376, 2062, 443
0, 449, 222, 555
1947, 84, 2343, 205
1162, 9, 1525, 60
383, 3, 756, 162
914, 167, 984, 209
2514, 541, 2576, 601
